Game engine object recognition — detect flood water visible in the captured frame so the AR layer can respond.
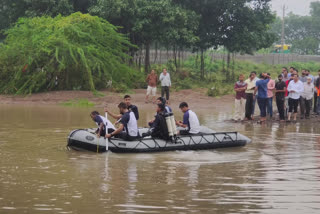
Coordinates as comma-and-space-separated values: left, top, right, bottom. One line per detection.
1, 104, 320, 214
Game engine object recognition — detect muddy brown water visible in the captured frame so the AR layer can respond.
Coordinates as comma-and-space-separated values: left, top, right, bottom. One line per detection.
1, 104, 320, 214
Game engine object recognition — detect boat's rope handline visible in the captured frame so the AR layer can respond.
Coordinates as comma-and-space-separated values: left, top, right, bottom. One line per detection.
173, 132, 238, 147
78, 130, 239, 150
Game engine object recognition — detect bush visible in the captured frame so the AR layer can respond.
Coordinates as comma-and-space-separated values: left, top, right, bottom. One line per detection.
0, 12, 136, 95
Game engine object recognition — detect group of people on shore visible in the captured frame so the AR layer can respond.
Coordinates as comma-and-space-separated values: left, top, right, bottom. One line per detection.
90, 95, 200, 141
234, 67, 320, 123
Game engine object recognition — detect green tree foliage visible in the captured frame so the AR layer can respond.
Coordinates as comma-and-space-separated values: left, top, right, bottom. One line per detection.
0, 12, 136, 94
175, 0, 275, 80
271, 2, 320, 55
0, 0, 97, 39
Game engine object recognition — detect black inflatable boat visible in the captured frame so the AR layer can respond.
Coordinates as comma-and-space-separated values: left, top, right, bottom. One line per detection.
67, 127, 251, 153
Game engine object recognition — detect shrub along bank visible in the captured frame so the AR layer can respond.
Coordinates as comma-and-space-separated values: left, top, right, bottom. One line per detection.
0, 12, 144, 95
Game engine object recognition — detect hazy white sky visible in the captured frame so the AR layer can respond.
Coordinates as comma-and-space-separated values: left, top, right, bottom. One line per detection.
271, 0, 320, 16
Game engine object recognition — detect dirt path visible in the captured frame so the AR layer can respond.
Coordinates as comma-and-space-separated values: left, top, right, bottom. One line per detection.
0, 89, 234, 111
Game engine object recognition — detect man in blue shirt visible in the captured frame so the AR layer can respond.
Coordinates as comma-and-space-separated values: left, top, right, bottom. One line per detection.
254, 73, 270, 123
105, 102, 139, 141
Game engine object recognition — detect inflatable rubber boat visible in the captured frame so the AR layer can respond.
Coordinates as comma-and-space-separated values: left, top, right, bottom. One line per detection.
67, 126, 251, 153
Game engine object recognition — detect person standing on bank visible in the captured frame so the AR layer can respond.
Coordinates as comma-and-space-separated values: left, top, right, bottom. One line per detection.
301, 77, 314, 119
275, 75, 287, 122
244, 73, 256, 120
145, 69, 158, 104
313, 70, 320, 114
314, 70, 320, 115
251, 71, 259, 119
287, 74, 304, 122
267, 73, 275, 119
159, 68, 171, 103
234, 74, 247, 121
254, 73, 270, 123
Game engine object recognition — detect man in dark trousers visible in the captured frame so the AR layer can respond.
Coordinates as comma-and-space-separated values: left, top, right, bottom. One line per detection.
275, 75, 287, 122
159, 68, 171, 103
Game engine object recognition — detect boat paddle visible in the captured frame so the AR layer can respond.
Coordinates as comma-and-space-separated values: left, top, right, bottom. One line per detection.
105, 110, 109, 152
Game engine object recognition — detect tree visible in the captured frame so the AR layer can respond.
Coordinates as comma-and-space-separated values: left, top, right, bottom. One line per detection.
270, 2, 320, 55
221, 0, 276, 81
90, 0, 199, 73
0, 0, 97, 39
0, 12, 135, 94
175, 0, 276, 80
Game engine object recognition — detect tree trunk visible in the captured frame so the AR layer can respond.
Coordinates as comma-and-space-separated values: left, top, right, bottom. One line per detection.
144, 41, 151, 73
200, 49, 205, 80
226, 51, 231, 82
195, 52, 199, 70
153, 42, 158, 64
178, 48, 181, 71
174, 45, 178, 72
222, 52, 225, 74
231, 53, 235, 82
138, 47, 142, 71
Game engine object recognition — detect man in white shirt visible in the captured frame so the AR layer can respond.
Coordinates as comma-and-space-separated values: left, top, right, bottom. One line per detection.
287, 74, 304, 121
301, 77, 314, 119
159, 68, 171, 102
90, 111, 115, 137
176, 102, 200, 135
244, 73, 256, 120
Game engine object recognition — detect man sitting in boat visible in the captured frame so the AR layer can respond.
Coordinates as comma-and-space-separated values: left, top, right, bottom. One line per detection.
104, 95, 139, 121
176, 102, 200, 135
90, 111, 115, 137
156, 97, 172, 113
105, 102, 139, 141
142, 103, 170, 140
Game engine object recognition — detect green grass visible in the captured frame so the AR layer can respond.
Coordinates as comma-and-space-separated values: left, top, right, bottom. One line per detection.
61, 98, 95, 107
92, 90, 106, 97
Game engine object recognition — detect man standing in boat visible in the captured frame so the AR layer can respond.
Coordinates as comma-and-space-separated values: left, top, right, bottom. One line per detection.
105, 102, 139, 141
176, 102, 200, 135
105, 95, 139, 121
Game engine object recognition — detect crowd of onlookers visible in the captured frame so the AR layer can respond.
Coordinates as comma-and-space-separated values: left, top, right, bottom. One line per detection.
234, 67, 320, 123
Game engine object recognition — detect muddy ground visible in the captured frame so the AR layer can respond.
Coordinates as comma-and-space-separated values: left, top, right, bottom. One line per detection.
0, 89, 233, 111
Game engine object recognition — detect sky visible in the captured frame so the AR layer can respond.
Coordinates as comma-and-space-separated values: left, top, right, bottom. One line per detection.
271, 0, 320, 16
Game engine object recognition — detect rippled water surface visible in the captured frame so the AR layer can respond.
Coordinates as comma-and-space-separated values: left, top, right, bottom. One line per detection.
1, 104, 320, 213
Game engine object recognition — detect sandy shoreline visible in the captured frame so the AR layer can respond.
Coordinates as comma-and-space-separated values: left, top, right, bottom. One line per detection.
0, 89, 234, 111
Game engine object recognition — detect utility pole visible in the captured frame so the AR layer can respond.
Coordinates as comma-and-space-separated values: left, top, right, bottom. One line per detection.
281, 5, 286, 52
